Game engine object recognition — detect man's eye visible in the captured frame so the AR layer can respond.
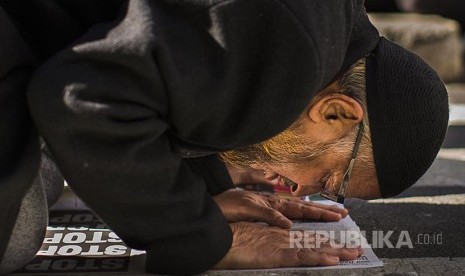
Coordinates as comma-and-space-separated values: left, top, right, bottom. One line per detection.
322, 175, 333, 189
319, 174, 330, 187
283, 177, 296, 187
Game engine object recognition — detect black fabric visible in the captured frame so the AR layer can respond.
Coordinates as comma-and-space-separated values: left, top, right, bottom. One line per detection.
185, 155, 235, 196
0, 7, 40, 264
0, 0, 125, 62
0, 0, 125, 269
27, 0, 379, 274
364, 0, 399, 12
366, 37, 449, 198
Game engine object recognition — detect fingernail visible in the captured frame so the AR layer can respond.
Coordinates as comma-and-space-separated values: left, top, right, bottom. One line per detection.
330, 256, 340, 262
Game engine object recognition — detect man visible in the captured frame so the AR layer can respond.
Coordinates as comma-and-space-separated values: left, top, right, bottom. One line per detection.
0, 0, 360, 273
24, 0, 448, 275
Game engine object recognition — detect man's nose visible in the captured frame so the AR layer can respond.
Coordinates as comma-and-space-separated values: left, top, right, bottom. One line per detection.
290, 183, 323, 197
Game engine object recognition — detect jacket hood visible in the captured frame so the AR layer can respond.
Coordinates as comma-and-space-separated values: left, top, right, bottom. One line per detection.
152, 0, 380, 151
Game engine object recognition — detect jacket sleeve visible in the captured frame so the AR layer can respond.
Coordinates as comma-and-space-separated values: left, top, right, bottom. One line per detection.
0, 7, 40, 263
27, 5, 231, 275
185, 154, 235, 196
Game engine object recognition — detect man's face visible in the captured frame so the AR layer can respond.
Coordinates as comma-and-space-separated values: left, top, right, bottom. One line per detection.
263, 140, 380, 199
223, 83, 382, 200
260, 90, 381, 200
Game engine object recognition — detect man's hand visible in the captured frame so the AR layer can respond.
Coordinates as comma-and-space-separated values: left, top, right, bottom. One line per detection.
213, 189, 348, 228
214, 222, 363, 269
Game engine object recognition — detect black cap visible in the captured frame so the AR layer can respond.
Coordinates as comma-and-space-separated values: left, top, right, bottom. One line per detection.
366, 37, 449, 198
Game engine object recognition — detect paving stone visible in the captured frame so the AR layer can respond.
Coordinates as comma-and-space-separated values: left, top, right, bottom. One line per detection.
438, 149, 465, 162
447, 83, 465, 104
202, 258, 465, 275
442, 84, 465, 148
369, 13, 464, 82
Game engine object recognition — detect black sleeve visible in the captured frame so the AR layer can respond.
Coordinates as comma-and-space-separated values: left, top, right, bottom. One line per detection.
185, 154, 235, 196
27, 5, 231, 275
0, 6, 40, 263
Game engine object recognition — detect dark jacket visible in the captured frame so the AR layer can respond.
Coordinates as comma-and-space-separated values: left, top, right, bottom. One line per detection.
26, 0, 379, 274
1, 0, 234, 271
0, 6, 39, 265
0, 0, 123, 268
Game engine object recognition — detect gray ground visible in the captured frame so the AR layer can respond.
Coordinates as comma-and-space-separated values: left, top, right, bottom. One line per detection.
346, 157, 465, 259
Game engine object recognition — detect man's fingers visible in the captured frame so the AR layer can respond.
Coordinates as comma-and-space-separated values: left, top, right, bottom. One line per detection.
247, 204, 292, 228
303, 201, 349, 217
317, 245, 363, 260
277, 201, 343, 221
302, 206, 342, 221
276, 242, 361, 267
268, 196, 349, 221
277, 248, 340, 267
284, 197, 348, 217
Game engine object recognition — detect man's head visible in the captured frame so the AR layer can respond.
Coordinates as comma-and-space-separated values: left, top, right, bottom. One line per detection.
222, 38, 449, 200
221, 58, 381, 199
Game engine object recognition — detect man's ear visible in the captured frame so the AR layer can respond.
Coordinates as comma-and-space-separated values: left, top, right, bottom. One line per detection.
308, 93, 364, 135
